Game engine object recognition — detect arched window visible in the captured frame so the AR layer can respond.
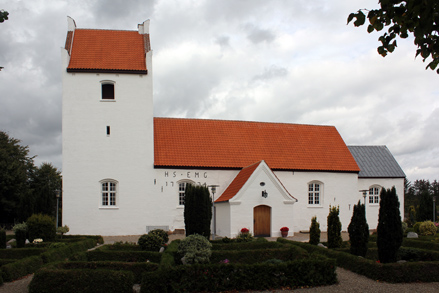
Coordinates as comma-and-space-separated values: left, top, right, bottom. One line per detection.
100, 179, 118, 206
368, 185, 381, 204
308, 181, 323, 206
101, 81, 115, 100
177, 180, 195, 206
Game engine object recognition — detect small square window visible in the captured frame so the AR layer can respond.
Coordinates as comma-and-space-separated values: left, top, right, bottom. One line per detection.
102, 83, 114, 99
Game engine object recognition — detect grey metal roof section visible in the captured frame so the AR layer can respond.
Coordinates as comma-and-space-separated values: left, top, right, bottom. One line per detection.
348, 146, 405, 178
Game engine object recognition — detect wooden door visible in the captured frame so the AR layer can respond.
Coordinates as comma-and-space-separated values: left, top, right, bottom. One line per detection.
254, 205, 271, 237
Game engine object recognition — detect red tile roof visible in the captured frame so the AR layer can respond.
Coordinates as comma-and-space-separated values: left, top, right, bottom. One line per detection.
216, 161, 262, 202
67, 29, 148, 73
154, 118, 360, 172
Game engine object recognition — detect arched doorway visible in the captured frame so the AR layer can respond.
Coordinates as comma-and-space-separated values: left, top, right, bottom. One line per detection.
253, 205, 271, 237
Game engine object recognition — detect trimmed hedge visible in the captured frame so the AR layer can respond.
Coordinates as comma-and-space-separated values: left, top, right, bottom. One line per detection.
0, 238, 98, 282
403, 238, 439, 251
210, 246, 308, 264
40, 238, 96, 263
280, 238, 439, 283
212, 241, 285, 251
141, 259, 337, 292
87, 248, 161, 263
160, 240, 179, 270
1, 255, 44, 282
29, 268, 134, 293
51, 261, 159, 283
0, 247, 47, 260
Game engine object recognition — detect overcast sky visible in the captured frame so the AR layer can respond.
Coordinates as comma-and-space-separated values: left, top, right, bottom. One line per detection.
0, 0, 438, 182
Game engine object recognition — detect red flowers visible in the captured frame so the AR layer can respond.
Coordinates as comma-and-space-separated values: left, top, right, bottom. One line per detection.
241, 228, 249, 233
280, 227, 289, 232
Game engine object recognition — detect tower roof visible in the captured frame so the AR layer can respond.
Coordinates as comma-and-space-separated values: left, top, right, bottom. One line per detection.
65, 28, 149, 73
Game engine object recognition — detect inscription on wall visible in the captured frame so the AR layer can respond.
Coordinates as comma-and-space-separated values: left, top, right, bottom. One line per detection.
155, 171, 209, 192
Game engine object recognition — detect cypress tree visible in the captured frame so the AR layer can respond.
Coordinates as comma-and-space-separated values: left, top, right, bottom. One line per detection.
309, 216, 320, 245
417, 189, 433, 221
184, 184, 212, 238
348, 200, 369, 257
377, 187, 403, 263
327, 205, 342, 249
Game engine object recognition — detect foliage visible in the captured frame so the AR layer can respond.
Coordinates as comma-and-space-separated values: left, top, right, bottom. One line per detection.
0, 10, 8, 23
377, 187, 403, 263
138, 233, 163, 252
57, 225, 69, 238
13, 222, 28, 248
418, 189, 434, 221
348, 201, 369, 257
413, 222, 422, 234
309, 216, 321, 245
29, 268, 135, 293
419, 220, 437, 236
27, 213, 56, 242
0, 131, 34, 224
402, 221, 408, 233
184, 184, 212, 238
1, 255, 44, 282
0, 132, 62, 225
408, 205, 416, 226
29, 163, 62, 220
236, 231, 254, 242
86, 249, 162, 263
177, 234, 212, 264
327, 206, 342, 249
210, 246, 307, 264
0, 228, 6, 249
348, 0, 439, 73
141, 259, 337, 292
149, 229, 169, 245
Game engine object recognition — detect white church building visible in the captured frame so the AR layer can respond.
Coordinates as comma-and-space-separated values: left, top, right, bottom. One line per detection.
62, 18, 405, 238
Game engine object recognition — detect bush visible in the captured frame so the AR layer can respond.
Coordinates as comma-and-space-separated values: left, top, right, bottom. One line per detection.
13, 222, 28, 248
27, 214, 56, 242
0, 229, 6, 249
402, 222, 408, 234
1, 255, 44, 282
309, 216, 320, 245
347, 201, 369, 257
149, 229, 169, 245
236, 231, 254, 243
138, 233, 163, 252
56, 225, 69, 238
87, 249, 161, 263
210, 246, 308, 264
419, 221, 437, 236
177, 234, 212, 264
413, 222, 422, 234
327, 206, 342, 249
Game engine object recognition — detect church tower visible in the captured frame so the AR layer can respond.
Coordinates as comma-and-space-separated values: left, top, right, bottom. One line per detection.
61, 17, 154, 235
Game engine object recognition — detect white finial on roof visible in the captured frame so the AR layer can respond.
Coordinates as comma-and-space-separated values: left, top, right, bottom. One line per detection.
138, 19, 150, 34
67, 16, 76, 31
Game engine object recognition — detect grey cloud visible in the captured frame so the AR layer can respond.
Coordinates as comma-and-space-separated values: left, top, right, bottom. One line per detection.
244, 23, 276, 44
252, 65, 288, 81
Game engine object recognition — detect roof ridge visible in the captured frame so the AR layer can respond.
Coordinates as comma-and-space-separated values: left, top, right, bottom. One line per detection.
153, 117, 334, 128
75, 28, 139, 32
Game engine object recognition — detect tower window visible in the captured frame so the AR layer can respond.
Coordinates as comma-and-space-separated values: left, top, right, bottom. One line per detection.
106, 126, 110, 136
102, 83, 114, 99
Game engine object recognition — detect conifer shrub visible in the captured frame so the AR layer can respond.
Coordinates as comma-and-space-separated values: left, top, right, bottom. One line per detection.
327, 206, 342, 249
419, 220, 437, 236
13, 222, 28, 248
184, 184, 212, 237
347, 201, 369, 257
377, 187, 403, 263
138, 233, 163, 252
408, 205, 416, 227
309, 216, 320, 245
177, 234, 212, 264
27, 214, 56, 242
0, 229, 6, 249
236, 231, 254, 242
149, 229, 169, 245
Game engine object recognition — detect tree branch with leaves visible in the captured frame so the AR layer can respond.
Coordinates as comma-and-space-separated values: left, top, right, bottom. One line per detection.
348, 0, 439, 73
